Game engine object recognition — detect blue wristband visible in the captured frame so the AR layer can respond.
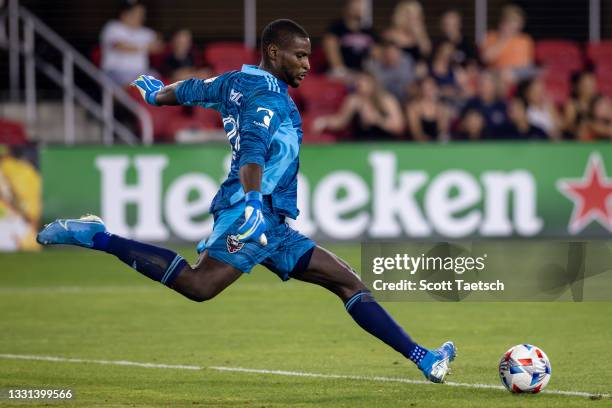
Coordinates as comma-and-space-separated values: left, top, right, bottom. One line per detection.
245, 191, 263, 207
146, 90, 159, 106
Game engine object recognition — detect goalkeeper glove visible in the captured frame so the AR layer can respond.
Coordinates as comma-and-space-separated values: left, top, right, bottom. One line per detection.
237, 191, 268, 246
132, 75, 164, 106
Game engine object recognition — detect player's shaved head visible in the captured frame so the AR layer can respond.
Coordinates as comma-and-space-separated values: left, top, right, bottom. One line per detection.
260, 19, 311, 88
261, 19, 309, 58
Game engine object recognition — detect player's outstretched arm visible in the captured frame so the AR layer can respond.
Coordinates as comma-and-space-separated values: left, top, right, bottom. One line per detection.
132, 75, 183, 106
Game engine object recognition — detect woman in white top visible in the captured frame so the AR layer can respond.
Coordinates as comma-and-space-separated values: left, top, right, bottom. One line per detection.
100, 1, 163, 87
517, 77, 561, 139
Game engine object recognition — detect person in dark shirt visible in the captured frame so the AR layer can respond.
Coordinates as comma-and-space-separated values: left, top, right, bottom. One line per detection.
453, 108, 485, 141
158, 29, 209, 82
406, 76, 450, 141
313, 71, 404, 140
438, 9, 477, 67
562, 71, 598, 138
323, 0, 378, 79
507, 98, 548, 140
383, 1, 431, 63
461, 71, 512, 138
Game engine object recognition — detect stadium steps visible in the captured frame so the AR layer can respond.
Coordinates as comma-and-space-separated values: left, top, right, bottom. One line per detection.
0, 101, 102, 144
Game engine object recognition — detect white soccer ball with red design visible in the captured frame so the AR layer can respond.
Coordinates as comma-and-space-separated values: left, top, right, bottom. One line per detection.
499, 344, 552, 393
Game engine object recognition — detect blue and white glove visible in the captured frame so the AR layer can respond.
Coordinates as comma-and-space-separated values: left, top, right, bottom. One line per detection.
237, 191, 268, 246
132, 75, 164, 106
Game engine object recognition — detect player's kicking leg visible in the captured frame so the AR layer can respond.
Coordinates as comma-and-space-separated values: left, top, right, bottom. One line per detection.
36, 215, 241, 302
291, 246, 456, 383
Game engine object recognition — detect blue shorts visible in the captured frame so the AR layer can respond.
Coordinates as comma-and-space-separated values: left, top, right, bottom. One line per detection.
201, 202, 315, 281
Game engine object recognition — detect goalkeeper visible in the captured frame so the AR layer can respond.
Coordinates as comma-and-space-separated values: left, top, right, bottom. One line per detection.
37, 19, 455, 383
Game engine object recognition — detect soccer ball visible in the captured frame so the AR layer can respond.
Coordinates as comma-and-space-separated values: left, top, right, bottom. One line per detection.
499, 344, 551, 394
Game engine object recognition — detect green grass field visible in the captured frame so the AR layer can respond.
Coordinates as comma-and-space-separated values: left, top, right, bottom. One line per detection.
1, 246, 611, 407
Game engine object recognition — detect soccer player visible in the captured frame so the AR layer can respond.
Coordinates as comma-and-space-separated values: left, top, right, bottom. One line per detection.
37, 19, 455, 383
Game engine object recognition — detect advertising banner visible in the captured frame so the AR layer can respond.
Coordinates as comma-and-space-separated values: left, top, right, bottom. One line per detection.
0, 145, 41, 251
41, 143, 612, 243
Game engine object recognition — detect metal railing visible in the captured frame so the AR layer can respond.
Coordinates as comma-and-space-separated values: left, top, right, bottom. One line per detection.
3, 0, 153, 145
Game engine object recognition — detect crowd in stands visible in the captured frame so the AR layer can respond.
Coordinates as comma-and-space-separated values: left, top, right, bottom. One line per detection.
95, 0, 612, 143
314, 0, 612, 143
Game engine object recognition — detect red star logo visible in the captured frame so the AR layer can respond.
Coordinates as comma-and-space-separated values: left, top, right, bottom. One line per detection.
557, 153, 612, 234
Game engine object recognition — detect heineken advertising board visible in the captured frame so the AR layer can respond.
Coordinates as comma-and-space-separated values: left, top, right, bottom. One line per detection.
41, 143, 612, 242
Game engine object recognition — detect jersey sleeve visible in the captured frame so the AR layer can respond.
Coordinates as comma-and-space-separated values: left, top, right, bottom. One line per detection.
237, 91, 285, 168
174, 74, 227, 109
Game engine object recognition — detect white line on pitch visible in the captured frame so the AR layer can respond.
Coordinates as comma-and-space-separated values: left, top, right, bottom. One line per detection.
0, 354, 200, 370
207, 366, 608, 399
0, 353, 608, 400
0, 286, 156, 294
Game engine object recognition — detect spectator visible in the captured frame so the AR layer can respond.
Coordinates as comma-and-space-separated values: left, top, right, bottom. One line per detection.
405, 76, 450, 141
384, 1, 431, 63
158, 29, 210, 82
517, 77, 561, 139
438, 9, 477, 67
429, 42, 467, 105
365, 40, 416, 104
481, 4, 535, 82
100, 0, 163, 87
453, 109, 484, 141
563, 71, 598, 138
507, 98, 548, 140
461, 71, 512, 138
323, 0, 378, 79
579, 95, 612, 141
313, 71, 404, 140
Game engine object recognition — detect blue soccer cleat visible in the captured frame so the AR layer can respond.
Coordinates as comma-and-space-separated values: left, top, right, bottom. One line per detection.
36, 215, 106, 248
418, 341, 457, 383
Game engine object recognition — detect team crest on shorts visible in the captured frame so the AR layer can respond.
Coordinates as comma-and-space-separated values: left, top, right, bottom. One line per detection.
226, 235, 244, 253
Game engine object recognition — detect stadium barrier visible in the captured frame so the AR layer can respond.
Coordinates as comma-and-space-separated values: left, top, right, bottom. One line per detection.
40, 142, 612, 244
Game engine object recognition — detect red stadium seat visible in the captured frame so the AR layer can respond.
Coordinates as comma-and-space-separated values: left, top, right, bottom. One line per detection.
535, 40, 584, 73
298, 75, 347, 115
193, 106, 222, 129
91, 45, 102, 67
149, 47, 169, 73
204, 42, 257, 74
0, 119, 27, 145
595, 62, 612, 98
587, 41, 612, 65
541, 68, 570, 106
308, 44, 329, 75
127, 86, 182, 141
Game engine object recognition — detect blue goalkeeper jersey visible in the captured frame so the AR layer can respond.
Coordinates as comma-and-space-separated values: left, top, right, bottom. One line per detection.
175, 65, 302, 219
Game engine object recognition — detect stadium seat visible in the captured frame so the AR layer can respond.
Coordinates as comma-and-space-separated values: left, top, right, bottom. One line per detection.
541, 68, 571, 106
90, 45, 102, 67
149, 48, 169, 73
298, 75, 347, 115
535, 40, 584, 74
587, 41, 612, 65
204, 42, 257, 74
0, 119, 28, 145
595, 63, 612, 98
308, 44, 329, 75
127, 86, 182, 141
193, 106, 222, 129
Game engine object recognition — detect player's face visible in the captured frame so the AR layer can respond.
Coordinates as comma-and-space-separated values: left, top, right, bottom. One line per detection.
279, 37, 311, 88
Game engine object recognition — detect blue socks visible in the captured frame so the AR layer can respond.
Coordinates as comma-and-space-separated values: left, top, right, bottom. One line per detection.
345, 291, 428, 366
92, 232, 187, 287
